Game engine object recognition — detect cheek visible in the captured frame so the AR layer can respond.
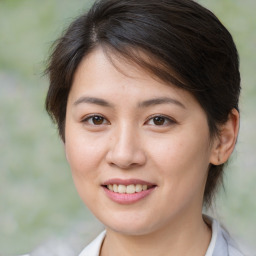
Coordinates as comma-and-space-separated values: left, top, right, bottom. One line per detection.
150, 128, 211, 193
64, 130, 105, 204
152, 133, 210, 170
65, 128, 105, 177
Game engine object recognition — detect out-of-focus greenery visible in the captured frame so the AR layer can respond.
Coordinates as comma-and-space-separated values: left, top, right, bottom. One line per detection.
0, 0, 255, 255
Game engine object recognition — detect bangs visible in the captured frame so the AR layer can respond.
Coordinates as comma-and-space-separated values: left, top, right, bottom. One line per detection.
100, 44, 191, 91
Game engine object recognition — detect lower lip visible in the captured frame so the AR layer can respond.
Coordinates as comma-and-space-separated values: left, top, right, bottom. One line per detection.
102, 186, 156, 204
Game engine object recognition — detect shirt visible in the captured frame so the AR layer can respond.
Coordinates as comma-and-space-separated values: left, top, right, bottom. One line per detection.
78, 217, 244, 256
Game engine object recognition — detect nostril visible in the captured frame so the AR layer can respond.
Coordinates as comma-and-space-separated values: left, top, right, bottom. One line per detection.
105, 138, 146, 168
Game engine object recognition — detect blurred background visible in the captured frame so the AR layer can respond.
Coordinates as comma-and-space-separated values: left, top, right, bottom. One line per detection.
0, 0, 255, 255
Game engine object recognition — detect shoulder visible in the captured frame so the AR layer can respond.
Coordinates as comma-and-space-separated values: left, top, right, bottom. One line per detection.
204, 215, 246, 256
78, 230, 106, 256
213, 218, 245, 256
16, 231, 105, 256
222, 229, 246, 256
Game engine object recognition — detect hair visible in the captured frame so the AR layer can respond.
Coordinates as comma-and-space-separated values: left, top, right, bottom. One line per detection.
45, 0, 240, 207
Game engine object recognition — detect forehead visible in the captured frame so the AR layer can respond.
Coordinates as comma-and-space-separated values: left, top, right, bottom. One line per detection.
78, 45, 188, 87
69, 48, 203, 114
72, 48, 178, 92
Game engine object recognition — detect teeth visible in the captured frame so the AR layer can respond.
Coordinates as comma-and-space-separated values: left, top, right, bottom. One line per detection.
126, 184, 135, 194
118, 185, 126, 193
135, 184, 142, 192
113, 184, 118, 192
107, 184, 149, 194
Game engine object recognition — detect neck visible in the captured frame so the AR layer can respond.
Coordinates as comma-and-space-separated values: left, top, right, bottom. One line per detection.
101, 213, 211, 256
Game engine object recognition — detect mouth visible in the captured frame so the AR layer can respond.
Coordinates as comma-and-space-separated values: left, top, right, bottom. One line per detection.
101, 179, 157, 204
103, 184, 156, 194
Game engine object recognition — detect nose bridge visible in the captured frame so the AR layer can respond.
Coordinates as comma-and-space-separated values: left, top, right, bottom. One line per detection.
106, 122, 146, 168
117, 122, 137, 153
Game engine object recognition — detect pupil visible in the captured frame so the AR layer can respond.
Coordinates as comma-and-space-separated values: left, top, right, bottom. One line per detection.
93, 116, 103, 125
154, 117, 165, 125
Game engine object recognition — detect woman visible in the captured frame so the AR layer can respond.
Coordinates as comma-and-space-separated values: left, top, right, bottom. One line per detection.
45, 0, 243, 255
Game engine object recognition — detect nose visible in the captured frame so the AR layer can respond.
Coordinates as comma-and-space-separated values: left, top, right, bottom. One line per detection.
106, 124, 146, 169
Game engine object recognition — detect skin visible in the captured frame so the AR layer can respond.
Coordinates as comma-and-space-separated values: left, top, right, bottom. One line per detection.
64, 48, 239, 256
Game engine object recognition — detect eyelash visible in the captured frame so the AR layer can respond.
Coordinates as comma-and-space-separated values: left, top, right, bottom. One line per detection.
82, 114, 109, 126
81, 114, 176, 127
145, 115, 176, 126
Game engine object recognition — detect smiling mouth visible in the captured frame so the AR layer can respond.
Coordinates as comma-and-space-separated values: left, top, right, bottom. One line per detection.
103, 184, 156, 194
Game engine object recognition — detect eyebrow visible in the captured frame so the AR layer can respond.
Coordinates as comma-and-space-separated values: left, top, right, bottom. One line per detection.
138, 97, 186, 109
73, 96, 186, 109
73, 96, 114, 107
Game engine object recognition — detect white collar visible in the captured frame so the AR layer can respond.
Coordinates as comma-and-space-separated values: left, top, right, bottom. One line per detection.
205, 216, 219, 256
79, 230, 106, 256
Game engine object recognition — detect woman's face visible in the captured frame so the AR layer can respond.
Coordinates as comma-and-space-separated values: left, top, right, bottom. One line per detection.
65, 48, 217, 235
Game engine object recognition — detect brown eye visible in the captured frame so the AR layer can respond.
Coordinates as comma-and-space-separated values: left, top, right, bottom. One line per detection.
146, 115, 176, 126
83, 115, 108, 125
153, 116, 166, 125
92, 116, 104, 125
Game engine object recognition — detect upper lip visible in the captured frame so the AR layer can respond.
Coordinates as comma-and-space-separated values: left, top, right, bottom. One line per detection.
102, 178, 156, 186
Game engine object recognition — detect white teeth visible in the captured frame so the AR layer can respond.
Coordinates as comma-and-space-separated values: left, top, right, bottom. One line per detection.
113, 184, 118, 192
106, 184, 149, 193
107, 184, 113, 191
135, 184, 142, 192
126, 184, 136, 194
118, 185, 126, 193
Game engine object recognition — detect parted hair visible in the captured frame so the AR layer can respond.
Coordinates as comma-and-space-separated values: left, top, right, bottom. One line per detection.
45, 0, 240, 207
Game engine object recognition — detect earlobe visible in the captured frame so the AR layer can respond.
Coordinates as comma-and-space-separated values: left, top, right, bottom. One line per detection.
210, 108, 240, 165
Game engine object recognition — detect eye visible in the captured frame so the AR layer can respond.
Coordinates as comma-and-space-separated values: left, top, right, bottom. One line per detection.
146, 115, 175, 126
82, 115, 109, 125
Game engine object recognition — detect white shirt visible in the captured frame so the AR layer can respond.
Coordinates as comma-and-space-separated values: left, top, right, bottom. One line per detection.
79, 217, 244, 256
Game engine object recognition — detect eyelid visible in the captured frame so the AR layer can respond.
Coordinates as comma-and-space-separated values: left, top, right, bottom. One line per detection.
81, 114, 110, 125
80, 113, 176, 126
145, 114, 177, 126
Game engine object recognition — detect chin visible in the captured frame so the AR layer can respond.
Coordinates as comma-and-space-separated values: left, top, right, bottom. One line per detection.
109, 224, 154, 236
100, 213, 158, 236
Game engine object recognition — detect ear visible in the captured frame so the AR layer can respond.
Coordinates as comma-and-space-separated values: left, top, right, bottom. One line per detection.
210, 108, 240, 165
